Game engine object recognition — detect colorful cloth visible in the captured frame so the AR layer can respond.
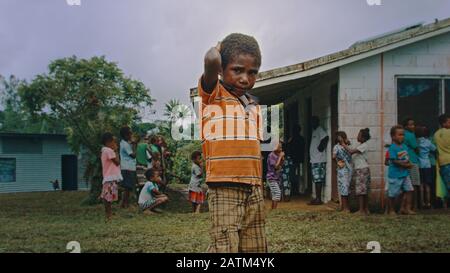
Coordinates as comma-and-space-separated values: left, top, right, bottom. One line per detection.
101, 147, 123, 183
354, 167, 371, 195
207, 186, 267, 253
120, 140, 136, 171
388, 143, 410, 178
388, 176, 414, 198
310, 127, 328, 164
100, 181, 118, 203
417, 137, 436, 169
266, 152, 281, 181
311, 162, 326, 184
281, 155, 294, 197
189, 190, 205, 204
333, 144, 352, 196
404, 130, 419, 164
268, 179, 281, 201
198, 78, 263, 186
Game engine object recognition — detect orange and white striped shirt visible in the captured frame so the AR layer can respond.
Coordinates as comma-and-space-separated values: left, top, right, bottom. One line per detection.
198, 78, 263, 186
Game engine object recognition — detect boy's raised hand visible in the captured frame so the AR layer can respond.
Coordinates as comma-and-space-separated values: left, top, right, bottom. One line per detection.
202, 41, 223, 93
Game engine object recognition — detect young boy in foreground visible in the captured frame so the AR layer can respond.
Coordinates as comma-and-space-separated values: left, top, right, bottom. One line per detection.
387, 125, 415, 215
198, 33, 267, 253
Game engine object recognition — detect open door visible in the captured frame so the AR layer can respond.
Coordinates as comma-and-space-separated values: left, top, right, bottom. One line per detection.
62, 155, 78, 191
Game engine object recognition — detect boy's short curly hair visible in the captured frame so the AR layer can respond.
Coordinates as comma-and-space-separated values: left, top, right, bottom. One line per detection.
220, 33, 261, 70
191, 150, 202, 161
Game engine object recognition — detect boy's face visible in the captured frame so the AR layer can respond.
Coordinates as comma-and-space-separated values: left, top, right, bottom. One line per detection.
194, 155, 202, 165
393, 129, 405, 144
405, 120, 415, 132
151, 171, 161, 183
222, 53, 259, 97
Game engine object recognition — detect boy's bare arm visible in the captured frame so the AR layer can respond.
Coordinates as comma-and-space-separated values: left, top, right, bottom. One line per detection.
202, 43, 222, 93
392, 160, 412, 169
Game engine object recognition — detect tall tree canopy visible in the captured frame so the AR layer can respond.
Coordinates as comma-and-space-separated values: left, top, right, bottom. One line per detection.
19, 56, 154, 203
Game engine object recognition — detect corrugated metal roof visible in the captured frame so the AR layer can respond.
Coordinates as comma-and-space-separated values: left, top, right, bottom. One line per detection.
256, 17, 450, 82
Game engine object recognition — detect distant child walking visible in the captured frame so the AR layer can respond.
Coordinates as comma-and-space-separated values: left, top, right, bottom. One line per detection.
138, 169, 169, 215
100, 132, 123, 221
341, 128, 371, 215
387, 125, 415, 215
416, 126, 436, 208
267, 142, 285, 209
333, 131, 353, 213
189, 151, 205, 213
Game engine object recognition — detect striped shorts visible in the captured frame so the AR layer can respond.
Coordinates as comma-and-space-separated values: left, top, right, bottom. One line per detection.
268, 179, 281, 201
207, 185, 267, 253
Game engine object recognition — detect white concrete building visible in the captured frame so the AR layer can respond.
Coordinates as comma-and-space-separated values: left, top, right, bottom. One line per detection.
190, 18, 450, 205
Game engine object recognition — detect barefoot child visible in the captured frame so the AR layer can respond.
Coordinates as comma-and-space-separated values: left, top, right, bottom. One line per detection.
199, 33, 267, 252
100, 132, 122, 221
333, 131, 352, 213
267, 142, 285, 209
387, 125, 415, 215
189, 151, 205, 213
138, 169, 169, 215
341, 128, 371, 215
119, 126, 137, 209
416, 126, 436, 209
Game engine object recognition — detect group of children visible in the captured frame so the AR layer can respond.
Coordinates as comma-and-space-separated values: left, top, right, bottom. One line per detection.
266, 113, 450, 216
99, 126, 170, 221
385, 114, 450, 215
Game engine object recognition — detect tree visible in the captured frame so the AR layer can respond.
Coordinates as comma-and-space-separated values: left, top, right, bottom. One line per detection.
19, 56, 154, 204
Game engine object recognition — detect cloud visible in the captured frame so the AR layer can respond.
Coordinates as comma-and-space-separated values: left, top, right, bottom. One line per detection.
0, 0, 449, 119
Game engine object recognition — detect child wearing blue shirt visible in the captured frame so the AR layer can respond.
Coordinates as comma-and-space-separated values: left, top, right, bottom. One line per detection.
416, 126, 436, 209
387, 125, 415, 215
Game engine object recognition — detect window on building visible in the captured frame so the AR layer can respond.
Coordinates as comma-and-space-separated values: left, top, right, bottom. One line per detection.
397, 78, 441, 133
0, 158, 16, 183
2, 137, 43, 154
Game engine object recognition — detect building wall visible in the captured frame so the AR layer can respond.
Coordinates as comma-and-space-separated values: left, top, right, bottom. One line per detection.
339, 31, 450, 201
0, 137, 88, 193
284, 70, 338, 201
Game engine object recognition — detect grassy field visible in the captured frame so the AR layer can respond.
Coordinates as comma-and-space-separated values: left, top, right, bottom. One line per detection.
0, 187, 449, 253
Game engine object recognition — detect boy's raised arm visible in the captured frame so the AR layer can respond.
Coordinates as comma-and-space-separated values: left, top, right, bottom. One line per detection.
201, 43, 222, 94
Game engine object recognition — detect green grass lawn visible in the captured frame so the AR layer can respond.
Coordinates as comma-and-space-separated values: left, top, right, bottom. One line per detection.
0, 188, 449, 253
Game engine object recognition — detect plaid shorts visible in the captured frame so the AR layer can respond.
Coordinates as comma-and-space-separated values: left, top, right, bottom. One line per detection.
311, 162, 326, 184
207, 185, 267, 253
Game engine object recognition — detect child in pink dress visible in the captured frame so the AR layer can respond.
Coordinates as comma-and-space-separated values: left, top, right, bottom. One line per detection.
100, 132, 123, 221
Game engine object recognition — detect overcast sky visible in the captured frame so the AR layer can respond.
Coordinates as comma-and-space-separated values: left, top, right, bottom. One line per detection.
1, 0, 449, 120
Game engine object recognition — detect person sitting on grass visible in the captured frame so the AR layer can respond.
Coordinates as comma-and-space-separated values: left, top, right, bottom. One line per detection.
138, 169, 169, 215
387, 125, 415, 215
188, 151, 205, 214
100, 132, 122, 221
333, 131, 353, 213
